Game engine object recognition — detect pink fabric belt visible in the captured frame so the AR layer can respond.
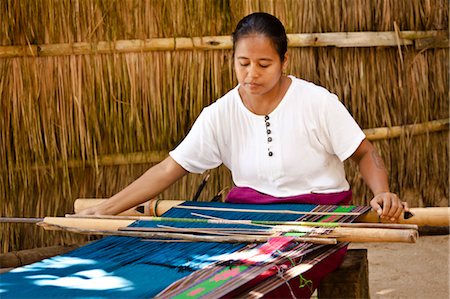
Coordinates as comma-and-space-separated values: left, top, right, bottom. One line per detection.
226, 186, 353, 205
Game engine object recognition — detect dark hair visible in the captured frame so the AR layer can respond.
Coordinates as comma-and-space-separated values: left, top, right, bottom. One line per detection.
232, 12, 288, 61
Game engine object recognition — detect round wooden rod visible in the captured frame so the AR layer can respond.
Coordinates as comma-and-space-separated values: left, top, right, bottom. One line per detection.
356, 207, 450, 227
41, 217, 416, 243
20, 119, 447, 171
74, 198, 184, 216
74, 198, 449, 227
0, 31, 443, 58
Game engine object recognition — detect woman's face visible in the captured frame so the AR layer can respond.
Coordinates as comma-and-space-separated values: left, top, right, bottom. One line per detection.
234, 34, 287, 98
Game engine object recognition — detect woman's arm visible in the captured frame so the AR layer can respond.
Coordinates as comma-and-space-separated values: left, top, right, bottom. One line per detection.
350, 139, 408, 221
78, 156, 188, 215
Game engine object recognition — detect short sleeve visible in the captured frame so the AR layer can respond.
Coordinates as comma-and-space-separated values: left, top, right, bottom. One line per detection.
319, 94, 366, 161
169, 107, 223, 173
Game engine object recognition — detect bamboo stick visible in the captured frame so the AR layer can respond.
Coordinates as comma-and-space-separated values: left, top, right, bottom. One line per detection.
0, 31, 444, 58
39, 217, 417, 243
415, 34, 449, 50
30, 150, 168, 170
364, 118, 449, 141
38, 221, 336, 245
73, 198, 161, 216
324, 227, 417, 243
0, 217, 44, 223
74, 199, 178, 216
14, 118, 446, 171
74, 199, 450, 227
42, 217, 135, 231
357, 207, 450, 227
122, 225, 273, 237
65, 214, 419, 230
0, 245, 79, 268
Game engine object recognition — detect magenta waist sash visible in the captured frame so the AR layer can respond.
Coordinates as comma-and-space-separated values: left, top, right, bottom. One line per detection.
225, 186, 353, 205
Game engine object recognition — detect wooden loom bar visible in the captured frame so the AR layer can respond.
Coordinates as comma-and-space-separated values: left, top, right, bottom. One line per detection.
22, 119, 448, 170
357, 207, 450, 227
74, 198, 450, 227
73, 198, 185, 216
65, 214, 419, 230
38, 219, 336, 245
0, 245, 80, 269
40, 217, 417, 243
0, 31, 445, 58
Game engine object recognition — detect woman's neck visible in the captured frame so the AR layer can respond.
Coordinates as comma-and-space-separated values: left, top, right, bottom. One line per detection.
239, 76, 291, 116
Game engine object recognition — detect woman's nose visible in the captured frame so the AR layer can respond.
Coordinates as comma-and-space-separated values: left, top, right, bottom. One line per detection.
247, 65, 259, 78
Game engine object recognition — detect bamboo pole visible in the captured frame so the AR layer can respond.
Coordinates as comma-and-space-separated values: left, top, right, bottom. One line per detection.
42, 217, 135, 231
39, 217, 417, 243
74, 198, 184, 217
0, 31, 445, 58
14, 118, 446, 171
0, 245, 79, 268
74, 199, 450, 227
65, 214, 418, 230
32, 150, 167, 170
364, 118, 449, 141
324, 227, 417, 243
357, 207, 450, 227
38, 220, 336, 245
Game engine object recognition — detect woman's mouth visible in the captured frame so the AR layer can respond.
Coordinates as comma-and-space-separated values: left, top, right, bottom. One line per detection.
245, 82, 261, 88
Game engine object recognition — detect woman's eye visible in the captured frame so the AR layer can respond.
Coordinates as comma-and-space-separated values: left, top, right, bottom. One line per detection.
260, 64, 270, 68
240, 63, 249, 67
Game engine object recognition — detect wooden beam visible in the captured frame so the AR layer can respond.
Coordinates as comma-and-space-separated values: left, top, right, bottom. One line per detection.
364, 118, 449, 141
0, 245, 80, 269
0, 31, 444, 58
39, 217, 417, 243
19, 119, 446, 169
28, 150, 167, 170
74, 199, 450, 227
415, 32, 449, 50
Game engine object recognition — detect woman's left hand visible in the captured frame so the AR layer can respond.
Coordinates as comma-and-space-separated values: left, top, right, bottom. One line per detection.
370, 192, 409, 222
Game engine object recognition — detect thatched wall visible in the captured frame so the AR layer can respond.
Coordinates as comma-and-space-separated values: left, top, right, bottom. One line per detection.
1, 0, 448, 252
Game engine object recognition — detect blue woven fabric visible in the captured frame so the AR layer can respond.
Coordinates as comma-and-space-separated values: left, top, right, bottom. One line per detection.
0, 202, 318, 298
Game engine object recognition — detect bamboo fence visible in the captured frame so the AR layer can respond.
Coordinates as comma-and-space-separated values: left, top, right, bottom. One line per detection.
0, 0, 448, 252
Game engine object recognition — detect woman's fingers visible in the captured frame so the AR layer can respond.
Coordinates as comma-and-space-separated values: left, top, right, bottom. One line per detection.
371, 192, 407, 222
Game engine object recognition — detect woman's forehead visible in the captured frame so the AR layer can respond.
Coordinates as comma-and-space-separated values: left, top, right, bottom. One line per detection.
234, 34, 278, 57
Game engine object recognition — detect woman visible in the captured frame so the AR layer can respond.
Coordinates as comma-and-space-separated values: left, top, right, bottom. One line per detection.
80, 12, 407, 298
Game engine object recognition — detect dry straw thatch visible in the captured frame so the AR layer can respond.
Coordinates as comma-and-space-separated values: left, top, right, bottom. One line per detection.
0, 0, 448, 252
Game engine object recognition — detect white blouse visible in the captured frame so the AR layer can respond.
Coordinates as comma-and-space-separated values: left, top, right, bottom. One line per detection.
170, 76, 366, 197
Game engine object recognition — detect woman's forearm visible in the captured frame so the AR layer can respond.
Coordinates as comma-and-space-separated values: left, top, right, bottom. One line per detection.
357, 144, 390, 196
81, 156, 188, 215
351, 139, 407, 220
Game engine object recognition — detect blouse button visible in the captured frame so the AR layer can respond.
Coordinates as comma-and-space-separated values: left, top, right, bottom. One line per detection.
267, 129, 271, 134
268, 151, 273, 157
265, 122, 270, 127
265, 115, 270, 121
268, 137, 272, 142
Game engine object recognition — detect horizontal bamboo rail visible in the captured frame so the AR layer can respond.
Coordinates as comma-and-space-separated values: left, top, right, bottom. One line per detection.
38, 218, 338, 244
39, 217, 417, 243
19, 118, 447, 170
0, 245, 80, 269
363, 118, 449, 141
74, 198, 450, 227
0, 31, 446, 58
